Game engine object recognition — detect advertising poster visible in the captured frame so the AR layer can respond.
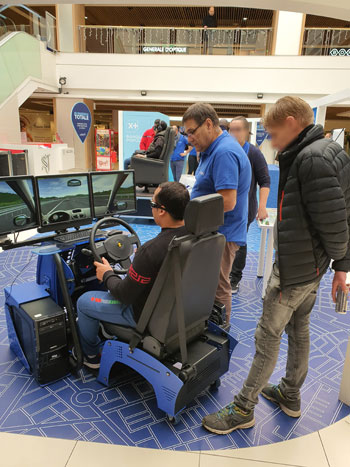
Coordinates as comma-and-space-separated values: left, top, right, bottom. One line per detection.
71, 102, 92, 144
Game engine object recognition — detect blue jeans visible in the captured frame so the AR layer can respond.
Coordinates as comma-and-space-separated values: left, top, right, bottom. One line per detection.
124, 157, 131, 170
171, 160, 185, 182
77, 291, 136, 356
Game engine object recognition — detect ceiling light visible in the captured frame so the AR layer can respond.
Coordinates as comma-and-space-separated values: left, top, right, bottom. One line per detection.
85, 16, 88, 19
243, 17, 248, 21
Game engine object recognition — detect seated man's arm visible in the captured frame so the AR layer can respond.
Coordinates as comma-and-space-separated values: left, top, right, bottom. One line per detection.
101, 247, 155, 306
146, 142, 163, 159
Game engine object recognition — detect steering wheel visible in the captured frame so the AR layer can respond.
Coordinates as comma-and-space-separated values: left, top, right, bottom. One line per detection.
89, 217, 141, 275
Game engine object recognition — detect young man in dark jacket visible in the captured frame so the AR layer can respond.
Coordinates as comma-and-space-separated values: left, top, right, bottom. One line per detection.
202, 96, 350, 435
76, 182, 189, 369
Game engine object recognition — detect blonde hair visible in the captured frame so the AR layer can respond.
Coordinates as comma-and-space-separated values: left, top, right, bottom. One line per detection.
262, 96, 314, 129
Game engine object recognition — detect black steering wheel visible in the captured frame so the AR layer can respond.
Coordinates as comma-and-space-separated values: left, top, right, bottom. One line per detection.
89, 217, 141, 274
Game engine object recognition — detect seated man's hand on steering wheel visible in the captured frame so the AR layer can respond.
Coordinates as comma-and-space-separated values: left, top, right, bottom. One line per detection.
94, 257, 112, 282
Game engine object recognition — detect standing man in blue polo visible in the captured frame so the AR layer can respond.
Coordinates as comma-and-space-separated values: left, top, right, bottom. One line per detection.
170, 126, 193, 182
182, 103, 251, 323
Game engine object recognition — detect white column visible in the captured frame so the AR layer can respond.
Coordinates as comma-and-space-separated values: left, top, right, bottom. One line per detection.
56, 4, 85, 53
315, 106, 327, 126
274, 11, 305, 56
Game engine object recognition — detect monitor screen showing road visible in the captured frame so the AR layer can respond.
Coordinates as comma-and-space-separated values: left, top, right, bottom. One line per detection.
0, 177, 38, 235
36, 174, 92, 229
91, 171, 136, 218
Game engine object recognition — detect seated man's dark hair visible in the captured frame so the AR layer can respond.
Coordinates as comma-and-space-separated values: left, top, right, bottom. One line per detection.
156, 182, 190, 221
182, 102, 219, 127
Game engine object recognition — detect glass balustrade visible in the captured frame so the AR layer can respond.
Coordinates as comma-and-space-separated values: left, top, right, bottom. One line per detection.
302, 28, 350, 56
79, 26, 273, 56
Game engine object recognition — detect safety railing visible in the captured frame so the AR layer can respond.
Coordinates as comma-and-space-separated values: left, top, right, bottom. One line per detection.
78, 26, 273, 56
302, 28, 350, 56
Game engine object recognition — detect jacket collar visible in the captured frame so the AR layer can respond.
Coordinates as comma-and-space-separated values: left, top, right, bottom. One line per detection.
280, 124, 324, 159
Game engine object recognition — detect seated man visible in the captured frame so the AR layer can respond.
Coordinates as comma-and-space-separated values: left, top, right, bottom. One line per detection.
124, 121, 168, 170
124, 118, 160, 169
75, 181, 189, 369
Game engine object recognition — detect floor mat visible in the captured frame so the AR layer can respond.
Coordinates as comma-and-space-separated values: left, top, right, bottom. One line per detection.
0, 222, 349, 451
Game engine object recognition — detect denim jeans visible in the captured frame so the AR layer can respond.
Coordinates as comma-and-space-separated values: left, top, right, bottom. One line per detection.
234, 265, 320, 411
171, 160, 185, 182
124, 157, 131, 170
77, 291, 136, 356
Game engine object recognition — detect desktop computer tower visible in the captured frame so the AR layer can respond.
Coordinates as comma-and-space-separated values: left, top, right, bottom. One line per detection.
11, 297, 69, 385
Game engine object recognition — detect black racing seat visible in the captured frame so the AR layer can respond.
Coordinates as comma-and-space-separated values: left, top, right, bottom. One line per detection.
101, 193, 226, 362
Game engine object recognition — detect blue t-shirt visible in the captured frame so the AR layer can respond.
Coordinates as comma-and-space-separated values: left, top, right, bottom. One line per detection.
171, 134, 189, 161
191, 131, 251, 245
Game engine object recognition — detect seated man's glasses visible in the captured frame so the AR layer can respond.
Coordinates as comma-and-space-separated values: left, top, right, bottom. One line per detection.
150, 200, 167, 212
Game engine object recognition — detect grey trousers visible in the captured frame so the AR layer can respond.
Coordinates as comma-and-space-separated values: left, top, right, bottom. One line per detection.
234, 265, 320, 411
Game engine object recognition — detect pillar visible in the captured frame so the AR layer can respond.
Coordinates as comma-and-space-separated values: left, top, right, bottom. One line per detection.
56, 4, 85, 52
54, 97, 95, 170
272, 11, 305, 56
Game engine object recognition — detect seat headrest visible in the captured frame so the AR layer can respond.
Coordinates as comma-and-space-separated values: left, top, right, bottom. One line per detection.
184, 194, 224, 236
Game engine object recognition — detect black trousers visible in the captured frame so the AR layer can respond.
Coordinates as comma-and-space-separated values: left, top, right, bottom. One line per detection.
230, 222, 252, 284
188, 155, 198, 175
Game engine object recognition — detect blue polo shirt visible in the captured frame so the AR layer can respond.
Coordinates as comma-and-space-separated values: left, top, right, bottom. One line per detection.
171, 134, 189, 161
191, 131, 251, 245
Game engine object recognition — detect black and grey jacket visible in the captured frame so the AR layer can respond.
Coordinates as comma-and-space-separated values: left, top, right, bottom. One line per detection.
277, 124, 350, 288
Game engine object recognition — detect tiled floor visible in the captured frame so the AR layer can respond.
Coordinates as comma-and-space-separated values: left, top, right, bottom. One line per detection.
0, 416, 349, 466
0, 220, 349, 460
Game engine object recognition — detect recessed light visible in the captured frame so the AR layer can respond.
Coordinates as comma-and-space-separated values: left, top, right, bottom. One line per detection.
243, 17, 248, 21
85, 16, 88, 19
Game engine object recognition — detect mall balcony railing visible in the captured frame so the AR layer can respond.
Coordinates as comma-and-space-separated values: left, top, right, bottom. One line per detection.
302, 28, 350, 56
78, 26, 273, 56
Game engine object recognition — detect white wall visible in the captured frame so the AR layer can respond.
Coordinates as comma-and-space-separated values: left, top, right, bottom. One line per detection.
55, 53, 350, 106
0, 95, 21, 144
274, 11, 304, 56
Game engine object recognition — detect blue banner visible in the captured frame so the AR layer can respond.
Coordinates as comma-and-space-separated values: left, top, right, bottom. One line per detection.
71, 102, 92, 143
256, 122, 268, 146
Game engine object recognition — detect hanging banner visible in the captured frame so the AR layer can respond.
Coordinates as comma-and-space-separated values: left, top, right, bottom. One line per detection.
256, 122, 268, 146
71, 102, 92, 144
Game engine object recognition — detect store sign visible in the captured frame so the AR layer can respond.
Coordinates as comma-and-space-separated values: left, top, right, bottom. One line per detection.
256, 122, 268, 146
329, 48, 350, 56
71, 102, 92, 143
142, 45, 187, 54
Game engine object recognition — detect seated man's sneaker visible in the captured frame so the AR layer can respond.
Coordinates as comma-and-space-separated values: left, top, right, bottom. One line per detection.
202, 402, 255, 435
71, 347, 101, 370
261, 384, 301, 418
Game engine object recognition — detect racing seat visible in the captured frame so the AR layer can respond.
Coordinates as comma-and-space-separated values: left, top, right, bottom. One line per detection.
130, 127, 175, 186
97, 194, 238, 420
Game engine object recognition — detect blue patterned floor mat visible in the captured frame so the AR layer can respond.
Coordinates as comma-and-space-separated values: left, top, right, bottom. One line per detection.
0, 221, 349, 451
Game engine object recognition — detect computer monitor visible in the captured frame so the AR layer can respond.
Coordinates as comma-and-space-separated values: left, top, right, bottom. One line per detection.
36, 173, 93, 233
0, 176, 39, 236
90, 170, 137, 218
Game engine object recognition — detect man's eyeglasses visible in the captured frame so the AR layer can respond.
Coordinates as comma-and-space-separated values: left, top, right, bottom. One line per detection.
184, 121, 205, 138
150, 200, 166, 211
